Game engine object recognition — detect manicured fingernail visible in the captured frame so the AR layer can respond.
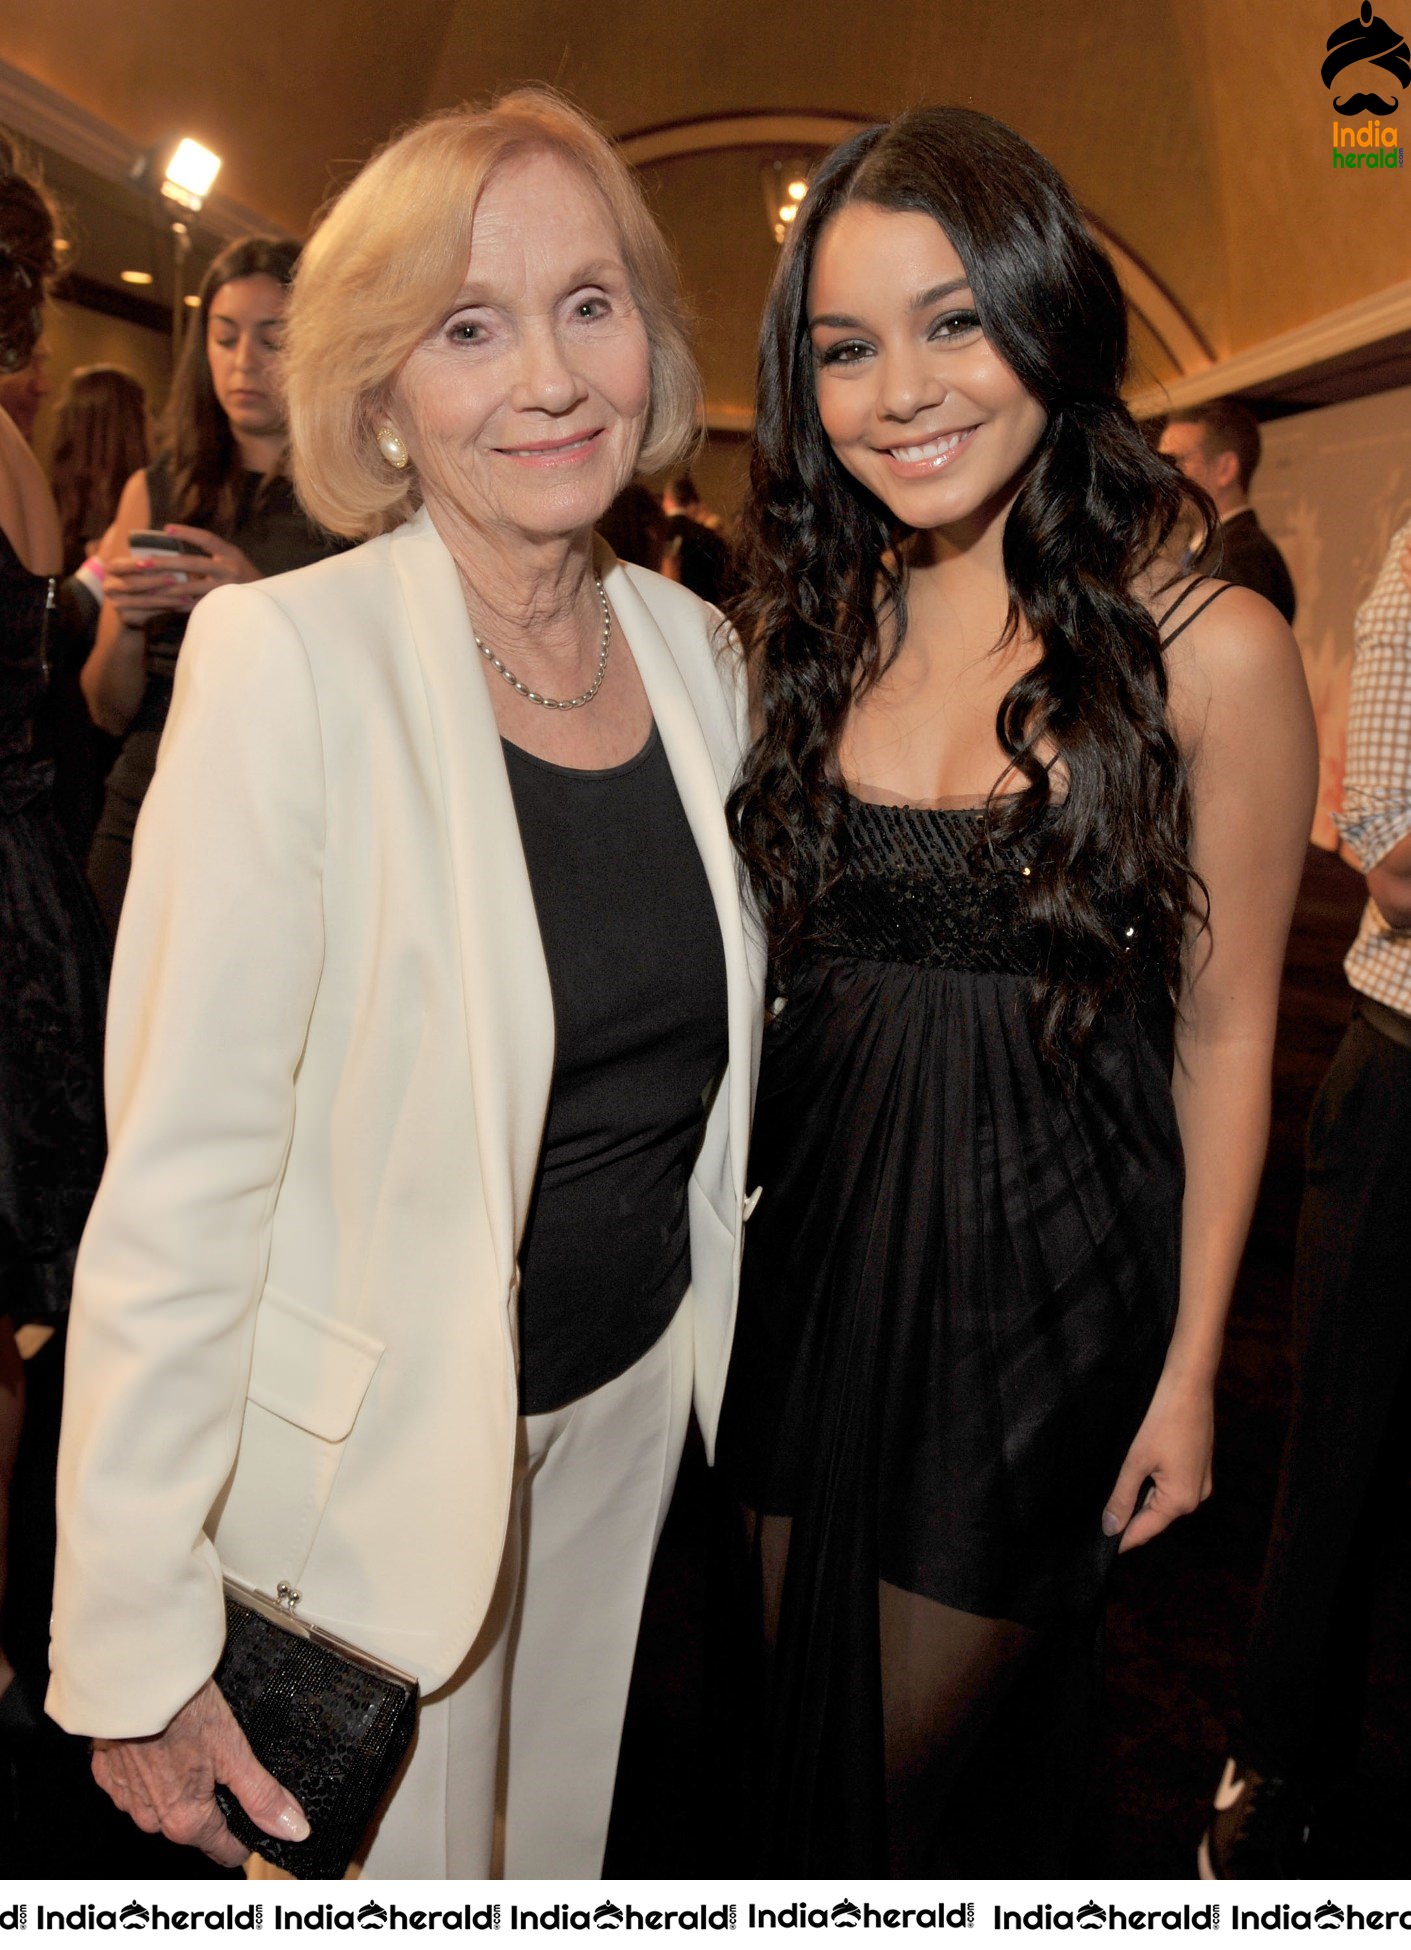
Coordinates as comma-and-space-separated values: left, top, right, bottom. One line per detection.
1101, 1510, 1121, 1536
277, 1806, 310, 1841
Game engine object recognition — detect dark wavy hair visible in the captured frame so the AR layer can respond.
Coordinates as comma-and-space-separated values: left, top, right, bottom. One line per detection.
727, 105, 1213, 1067
162, 234, 298, 529
0, 131, 59, 376
50, 364, 151, 573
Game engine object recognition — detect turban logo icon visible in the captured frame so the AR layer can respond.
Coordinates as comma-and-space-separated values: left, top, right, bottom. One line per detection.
1323, 0, 1411, 114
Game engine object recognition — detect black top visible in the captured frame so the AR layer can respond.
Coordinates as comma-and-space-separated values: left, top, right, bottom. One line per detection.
503, 722, 729, 1414
1195, 508, 1296, 623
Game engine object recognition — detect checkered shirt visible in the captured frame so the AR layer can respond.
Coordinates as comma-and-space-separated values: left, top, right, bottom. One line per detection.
1334, 517, 1411, 1018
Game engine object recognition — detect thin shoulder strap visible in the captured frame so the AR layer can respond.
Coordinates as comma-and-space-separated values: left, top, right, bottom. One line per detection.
1157, 577, 1235, 650
1153, 574, 1211, 634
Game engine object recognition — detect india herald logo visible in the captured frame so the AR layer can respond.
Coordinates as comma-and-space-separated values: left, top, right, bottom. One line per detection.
1324, 1, 1411, 114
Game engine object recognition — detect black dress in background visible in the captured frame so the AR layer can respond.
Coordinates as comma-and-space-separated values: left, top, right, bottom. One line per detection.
0, 526, 107, 1323
87, 461, 344, 934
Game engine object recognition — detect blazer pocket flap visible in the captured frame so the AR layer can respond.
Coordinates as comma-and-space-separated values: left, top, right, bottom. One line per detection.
247, 1289, 385, 1443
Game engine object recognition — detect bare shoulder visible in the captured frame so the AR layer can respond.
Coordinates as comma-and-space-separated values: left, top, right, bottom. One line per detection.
113, 467, 152, 522
1155, 580, 1308, 752
0, 407, 61, 573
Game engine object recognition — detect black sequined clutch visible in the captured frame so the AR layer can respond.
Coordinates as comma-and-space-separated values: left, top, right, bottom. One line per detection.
213, 1581, 419, 1880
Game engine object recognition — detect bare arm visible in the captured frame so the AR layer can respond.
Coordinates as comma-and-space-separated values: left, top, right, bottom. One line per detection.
82, 470, 163, 735
1104, 585, 1318, 1550
82, 475, 271, 737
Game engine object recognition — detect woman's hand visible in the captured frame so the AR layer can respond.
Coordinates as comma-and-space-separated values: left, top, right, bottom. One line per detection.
91, 1676, 309, 1868
106, 526, 262, 620
158, 524, 263, 604
100, 549, 194, 627
1101, 1368, 1214, 1554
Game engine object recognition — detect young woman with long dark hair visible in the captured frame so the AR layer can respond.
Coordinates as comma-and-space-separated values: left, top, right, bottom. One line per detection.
82, 237, 342, 934
49, 363, 150, 577
715, 106, 1317, 1876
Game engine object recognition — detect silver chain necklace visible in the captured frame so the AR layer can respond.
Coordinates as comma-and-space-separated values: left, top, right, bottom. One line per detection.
474, 576, 612, 711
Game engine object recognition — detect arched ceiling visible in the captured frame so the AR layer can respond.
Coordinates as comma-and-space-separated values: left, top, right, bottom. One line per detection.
2, 0, 1406, 426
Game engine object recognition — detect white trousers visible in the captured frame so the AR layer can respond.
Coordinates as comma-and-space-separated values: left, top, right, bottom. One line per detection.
356, 1294, 694, 1879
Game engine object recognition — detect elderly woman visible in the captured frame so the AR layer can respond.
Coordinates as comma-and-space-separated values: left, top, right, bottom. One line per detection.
48, 89, 761, 1880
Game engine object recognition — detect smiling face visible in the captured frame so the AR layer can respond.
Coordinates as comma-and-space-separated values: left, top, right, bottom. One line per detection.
206, 274, 288, 444
807, 201, 1047, 539
390, 147, 652, 549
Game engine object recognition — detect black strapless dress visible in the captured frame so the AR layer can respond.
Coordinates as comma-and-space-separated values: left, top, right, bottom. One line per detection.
0, 529, 107, 1321
716, 795, 1184, 1876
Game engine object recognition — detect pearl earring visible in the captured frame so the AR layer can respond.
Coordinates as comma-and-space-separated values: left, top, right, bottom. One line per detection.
376, 425, 409, 470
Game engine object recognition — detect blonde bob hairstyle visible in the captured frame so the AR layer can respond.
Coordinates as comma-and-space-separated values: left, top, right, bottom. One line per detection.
286, 87, 702, 539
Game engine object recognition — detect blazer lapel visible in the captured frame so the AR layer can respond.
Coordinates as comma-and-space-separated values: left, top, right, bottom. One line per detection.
601, 552, 756, 1212
390, 510, 554, 1293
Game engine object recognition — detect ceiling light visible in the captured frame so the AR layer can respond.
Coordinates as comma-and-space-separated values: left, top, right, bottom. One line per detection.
184, 293, 201, 308
762, 157, 820, 246
120, 270, 154, 285
161, 137, 222, 213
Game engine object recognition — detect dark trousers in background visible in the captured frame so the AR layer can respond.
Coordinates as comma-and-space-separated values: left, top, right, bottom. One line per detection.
1239, 1008, 1411, 1781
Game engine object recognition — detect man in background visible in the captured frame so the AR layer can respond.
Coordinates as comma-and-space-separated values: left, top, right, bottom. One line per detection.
662, 473, 723, 534
1160, 399, 1297, 623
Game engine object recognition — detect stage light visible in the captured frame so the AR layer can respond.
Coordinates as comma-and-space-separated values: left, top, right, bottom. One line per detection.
129, 136, 225, 340
787, 178, 809, 201
120, 270, 154, 285
161, 138, 222, 213
184, 293, 201, 308
779, 203, 798, 224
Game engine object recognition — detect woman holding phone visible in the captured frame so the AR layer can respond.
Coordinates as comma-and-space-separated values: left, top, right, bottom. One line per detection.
83, 236, 342, 935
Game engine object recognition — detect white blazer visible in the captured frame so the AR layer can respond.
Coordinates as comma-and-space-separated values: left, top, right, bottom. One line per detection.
48, 508, 764, 1740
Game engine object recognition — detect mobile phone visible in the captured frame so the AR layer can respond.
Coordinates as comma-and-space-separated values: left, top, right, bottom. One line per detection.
128, 530, 210, 557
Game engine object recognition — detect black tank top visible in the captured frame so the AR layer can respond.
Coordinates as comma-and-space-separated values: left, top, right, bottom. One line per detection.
503, 722, 729, 1414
